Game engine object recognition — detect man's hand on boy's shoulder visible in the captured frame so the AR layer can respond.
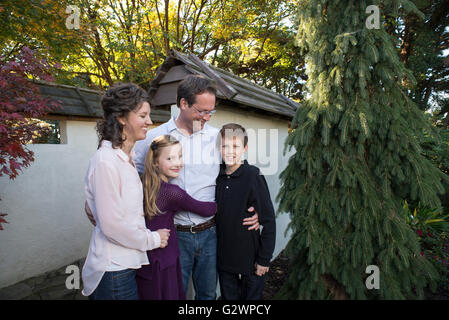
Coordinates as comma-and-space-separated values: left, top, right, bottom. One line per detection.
242, 206, 260, 230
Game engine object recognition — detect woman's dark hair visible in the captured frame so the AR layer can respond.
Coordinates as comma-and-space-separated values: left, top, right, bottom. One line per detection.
96, 83, 150, 149
176, 75, 217, 107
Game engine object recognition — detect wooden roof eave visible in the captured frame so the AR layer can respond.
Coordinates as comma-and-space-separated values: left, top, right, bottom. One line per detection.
172, 50, 298, 113
183, 67, 295, 118
150, 50, 299, 120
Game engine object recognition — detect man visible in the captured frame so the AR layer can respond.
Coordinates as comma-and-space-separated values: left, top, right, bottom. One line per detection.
86, 75, 259, 300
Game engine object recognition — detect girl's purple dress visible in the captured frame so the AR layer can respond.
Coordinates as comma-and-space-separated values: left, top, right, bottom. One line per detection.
136, 181, 217, 300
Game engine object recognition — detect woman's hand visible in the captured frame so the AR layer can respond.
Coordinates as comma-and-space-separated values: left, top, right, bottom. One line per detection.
156, 228, 170, 248
255, 263, 269, 276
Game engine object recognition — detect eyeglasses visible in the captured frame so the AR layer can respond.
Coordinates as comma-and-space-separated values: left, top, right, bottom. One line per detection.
191, 105, 216, 117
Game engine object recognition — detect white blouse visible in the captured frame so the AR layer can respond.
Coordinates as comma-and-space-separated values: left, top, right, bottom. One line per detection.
81, 140, 161, 296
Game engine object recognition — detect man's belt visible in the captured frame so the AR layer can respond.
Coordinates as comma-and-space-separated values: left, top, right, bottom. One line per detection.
175, 217, 216, 234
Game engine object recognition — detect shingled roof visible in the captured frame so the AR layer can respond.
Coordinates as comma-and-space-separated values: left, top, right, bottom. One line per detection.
35, 81, 170, 123
148, 50, 299, 119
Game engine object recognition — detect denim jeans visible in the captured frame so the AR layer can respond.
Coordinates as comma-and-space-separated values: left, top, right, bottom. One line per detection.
218, 269, 265, 300
88, 269, 139, 300
176, 225, 218, 300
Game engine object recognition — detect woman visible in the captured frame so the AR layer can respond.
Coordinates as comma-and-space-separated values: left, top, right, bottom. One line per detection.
81, 83, 170, 300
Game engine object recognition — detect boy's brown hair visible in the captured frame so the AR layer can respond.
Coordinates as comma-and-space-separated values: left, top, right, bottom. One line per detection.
219, 123, 248, 147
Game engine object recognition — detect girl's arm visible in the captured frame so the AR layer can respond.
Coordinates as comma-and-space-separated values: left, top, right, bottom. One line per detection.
169, 185, 217, 217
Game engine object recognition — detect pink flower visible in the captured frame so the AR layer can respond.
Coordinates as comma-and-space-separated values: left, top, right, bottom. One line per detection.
417, 229, 423, 237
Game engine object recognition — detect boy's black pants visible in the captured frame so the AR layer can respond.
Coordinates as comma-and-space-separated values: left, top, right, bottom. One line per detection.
218, 269, 265, 300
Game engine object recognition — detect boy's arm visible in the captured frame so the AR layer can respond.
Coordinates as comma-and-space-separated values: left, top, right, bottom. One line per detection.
251, 172, 276, 267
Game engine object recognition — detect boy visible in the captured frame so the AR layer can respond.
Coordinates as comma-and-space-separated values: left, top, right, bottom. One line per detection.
215, 123, 276, 300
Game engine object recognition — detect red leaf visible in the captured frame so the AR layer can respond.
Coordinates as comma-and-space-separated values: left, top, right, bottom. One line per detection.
0, 46, 58, 179
0, 213, 8, 230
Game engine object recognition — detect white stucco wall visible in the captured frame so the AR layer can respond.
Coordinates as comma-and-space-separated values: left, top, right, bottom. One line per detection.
0, 120, 97, 288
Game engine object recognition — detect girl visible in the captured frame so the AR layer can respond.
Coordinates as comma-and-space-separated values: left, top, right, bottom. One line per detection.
136, 134, 217, 300
82, 83, 170, 300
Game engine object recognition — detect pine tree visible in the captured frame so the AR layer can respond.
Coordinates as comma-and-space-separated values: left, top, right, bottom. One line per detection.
277, 0, 448, 299
397, 0, 449, 113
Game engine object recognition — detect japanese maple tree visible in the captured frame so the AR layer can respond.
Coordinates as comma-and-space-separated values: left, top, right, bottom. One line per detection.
0, 46, 60, 230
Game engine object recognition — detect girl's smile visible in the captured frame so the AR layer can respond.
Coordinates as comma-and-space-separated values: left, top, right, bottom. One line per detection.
157, 143, 183, 181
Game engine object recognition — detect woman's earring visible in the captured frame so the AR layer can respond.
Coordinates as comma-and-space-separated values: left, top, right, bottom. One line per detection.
120, 120, 126, 140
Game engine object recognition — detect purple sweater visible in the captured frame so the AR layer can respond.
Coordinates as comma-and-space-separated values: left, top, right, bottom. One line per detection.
139, 181, 216, 274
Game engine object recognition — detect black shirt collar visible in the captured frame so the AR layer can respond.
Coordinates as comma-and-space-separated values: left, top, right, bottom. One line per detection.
219, 160, 249, 177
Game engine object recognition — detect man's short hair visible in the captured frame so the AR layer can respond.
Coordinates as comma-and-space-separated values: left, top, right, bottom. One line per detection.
219, 123, 248, 147
177, 75, 217, 107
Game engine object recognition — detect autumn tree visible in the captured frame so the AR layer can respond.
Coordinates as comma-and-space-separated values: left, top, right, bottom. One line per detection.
0, 1, 84, 69
0, 47, 60, 230
73, 0, 303, 90
213, 0, 305, 100
1, 0, 303, 96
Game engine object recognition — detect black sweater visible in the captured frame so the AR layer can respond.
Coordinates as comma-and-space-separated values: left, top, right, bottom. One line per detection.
215, 160, 276, 275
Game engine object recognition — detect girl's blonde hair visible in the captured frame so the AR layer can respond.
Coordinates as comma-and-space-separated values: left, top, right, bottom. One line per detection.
142, 134, 180, 219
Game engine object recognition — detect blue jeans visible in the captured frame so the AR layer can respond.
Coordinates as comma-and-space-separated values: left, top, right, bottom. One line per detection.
88, 269, 138, 300
177, 225, 217, 300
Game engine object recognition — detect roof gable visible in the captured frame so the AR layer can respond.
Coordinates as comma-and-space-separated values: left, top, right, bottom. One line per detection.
149, 50, 300, 119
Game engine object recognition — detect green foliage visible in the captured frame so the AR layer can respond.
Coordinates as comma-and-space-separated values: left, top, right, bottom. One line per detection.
402, 201, 449, 281
421, 114, 449, 212
0, 0, 84, 65
214, 1, 305, 100
402, 201, 449, 234
33, 120, 62, 144
397, 0, 449, 113
277, 0, 445, 299
381, 0, 449, 126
